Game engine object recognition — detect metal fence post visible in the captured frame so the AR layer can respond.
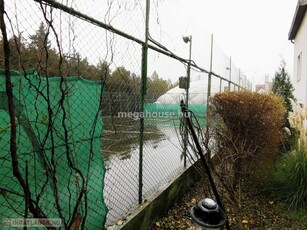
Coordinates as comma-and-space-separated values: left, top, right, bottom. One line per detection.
182, 36, 192, 167
138, 0, 150, 204
219, 78, 222, 92
228, 56, 232, 90
207, 34, 213, 103
205, 34, 214, 159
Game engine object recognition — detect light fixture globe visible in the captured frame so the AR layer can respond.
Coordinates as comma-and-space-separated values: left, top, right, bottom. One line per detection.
190, 198, 227, 229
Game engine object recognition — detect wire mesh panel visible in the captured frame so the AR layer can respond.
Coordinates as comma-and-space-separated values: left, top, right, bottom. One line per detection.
0, 69, 107, 228
1, 0, 251, 229
1, 0, 110, 228
142, 50, 186, 199
101, 38, 142, 225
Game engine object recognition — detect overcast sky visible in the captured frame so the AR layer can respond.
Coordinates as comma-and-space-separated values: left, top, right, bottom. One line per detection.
6, 0, 299, 88
150, 0, 298, 86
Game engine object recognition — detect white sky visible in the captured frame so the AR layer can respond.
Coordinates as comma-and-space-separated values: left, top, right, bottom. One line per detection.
150, 0, 298, 86
5, 0, 299, 88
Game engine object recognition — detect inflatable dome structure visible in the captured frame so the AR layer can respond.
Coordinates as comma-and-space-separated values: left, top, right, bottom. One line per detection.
145, 79, 221, 118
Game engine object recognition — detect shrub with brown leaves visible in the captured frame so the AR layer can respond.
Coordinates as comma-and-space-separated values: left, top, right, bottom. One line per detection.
209, 91, 286, 190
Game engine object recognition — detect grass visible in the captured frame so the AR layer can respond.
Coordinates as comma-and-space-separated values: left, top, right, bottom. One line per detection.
286, 208, 307, 227
273, 149, 307, 210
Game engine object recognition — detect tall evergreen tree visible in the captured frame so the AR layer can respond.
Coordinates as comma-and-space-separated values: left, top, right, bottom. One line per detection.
272, 59, 295, 115
28, 22, 59, 76
272, 59, 296, 153
28, 22, 51, 50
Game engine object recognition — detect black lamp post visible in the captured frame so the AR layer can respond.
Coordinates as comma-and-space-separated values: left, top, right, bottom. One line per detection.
182, 35, 192, 167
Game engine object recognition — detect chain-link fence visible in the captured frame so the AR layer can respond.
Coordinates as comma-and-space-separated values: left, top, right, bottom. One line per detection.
1, 0, 251, 228
0, 69, 107, 228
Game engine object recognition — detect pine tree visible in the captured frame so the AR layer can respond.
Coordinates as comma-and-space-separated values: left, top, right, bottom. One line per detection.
27, 22, 59, 76
272, 59, 296, 153
28, 22, 51, 50
272, 59, 295, 115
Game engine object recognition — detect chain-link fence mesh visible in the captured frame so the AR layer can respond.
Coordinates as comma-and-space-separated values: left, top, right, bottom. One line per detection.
1, 0, 251, 228
0, 69, 107, 229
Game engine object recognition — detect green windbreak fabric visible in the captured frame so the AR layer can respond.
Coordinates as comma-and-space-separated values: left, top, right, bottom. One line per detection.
0, 69, 107, 228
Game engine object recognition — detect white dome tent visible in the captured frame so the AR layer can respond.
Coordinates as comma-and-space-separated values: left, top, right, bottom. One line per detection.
145, 78, 222, 118
156, 79, 220, 105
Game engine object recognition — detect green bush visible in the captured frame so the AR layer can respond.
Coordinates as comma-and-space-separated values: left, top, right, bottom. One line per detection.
274, 149, 307, 210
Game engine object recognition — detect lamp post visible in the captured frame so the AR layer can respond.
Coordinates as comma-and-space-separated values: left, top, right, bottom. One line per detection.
182, 35, 192, 106
182, 35, 192, 167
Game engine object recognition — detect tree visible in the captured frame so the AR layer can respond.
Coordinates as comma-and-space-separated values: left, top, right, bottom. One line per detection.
96, 60, 111, 81
272, 60, 295, 115
0, 35, 29, 70
107, 66, 134, 92
272, 60, 296, 152
28, 22, 51, 50
27, 22, 59, 76
145, 71, 169, 102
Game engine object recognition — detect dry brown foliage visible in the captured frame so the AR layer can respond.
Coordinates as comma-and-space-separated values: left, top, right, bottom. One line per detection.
210, 91, 286, 163
207, 91, 286, 229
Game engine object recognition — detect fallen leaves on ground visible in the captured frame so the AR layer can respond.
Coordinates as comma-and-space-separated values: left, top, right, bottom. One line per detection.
151, 175, 307, 230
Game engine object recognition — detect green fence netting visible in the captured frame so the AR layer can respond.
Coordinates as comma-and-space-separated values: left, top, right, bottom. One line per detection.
0, 69, 107, 228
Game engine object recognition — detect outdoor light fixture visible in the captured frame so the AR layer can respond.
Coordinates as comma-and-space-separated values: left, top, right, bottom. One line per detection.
182, 35, 192, 43
181, 35, 192, 90
190, 198, 227, 229
179, 76, 189, 89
